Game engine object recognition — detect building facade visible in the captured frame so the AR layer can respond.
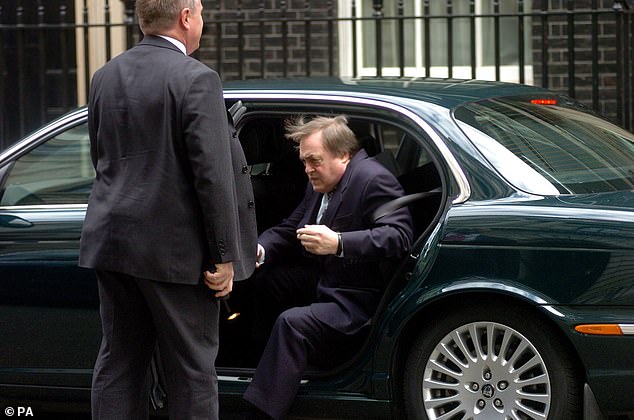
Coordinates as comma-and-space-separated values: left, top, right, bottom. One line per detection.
1, 0, 633, 148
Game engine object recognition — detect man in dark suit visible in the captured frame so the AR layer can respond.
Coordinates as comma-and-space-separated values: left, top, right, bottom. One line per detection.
243, 116, 413, 419
79, 0, 256, 418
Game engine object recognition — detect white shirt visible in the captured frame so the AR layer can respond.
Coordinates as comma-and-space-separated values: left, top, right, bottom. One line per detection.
158, 35, 186, 55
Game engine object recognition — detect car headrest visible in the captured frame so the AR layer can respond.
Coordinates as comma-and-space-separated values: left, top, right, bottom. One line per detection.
239, 121, 282, 165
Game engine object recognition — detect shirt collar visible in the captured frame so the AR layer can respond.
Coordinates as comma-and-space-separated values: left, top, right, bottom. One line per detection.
158, 35, 186, 55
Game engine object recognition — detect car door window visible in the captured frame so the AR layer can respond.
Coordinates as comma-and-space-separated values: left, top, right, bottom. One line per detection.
0, 123, 94, 206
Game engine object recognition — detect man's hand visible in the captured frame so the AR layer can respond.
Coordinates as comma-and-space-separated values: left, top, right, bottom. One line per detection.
296, 224, 338, 255
256, 243, 265, 268
203, 261, 234, 298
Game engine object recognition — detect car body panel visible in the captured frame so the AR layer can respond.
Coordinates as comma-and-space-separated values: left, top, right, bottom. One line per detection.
0, 204, 98, 390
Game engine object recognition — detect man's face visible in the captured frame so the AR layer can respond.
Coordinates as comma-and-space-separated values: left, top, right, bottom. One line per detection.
299, 131, 350, 193
185, 0, 204, 55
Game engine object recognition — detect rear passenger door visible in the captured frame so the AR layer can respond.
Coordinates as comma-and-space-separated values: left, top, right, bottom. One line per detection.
0, 117, 100, 393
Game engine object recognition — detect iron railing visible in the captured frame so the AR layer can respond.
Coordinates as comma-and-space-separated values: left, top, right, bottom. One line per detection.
1, 0, 634, 149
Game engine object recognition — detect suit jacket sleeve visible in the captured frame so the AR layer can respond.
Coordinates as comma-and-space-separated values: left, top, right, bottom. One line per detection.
182, 69, 240, 264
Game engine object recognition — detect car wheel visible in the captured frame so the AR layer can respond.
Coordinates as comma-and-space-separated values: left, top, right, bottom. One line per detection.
403, 302, 581, 420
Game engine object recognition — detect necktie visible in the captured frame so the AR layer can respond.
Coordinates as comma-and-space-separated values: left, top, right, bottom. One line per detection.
316, 191, 334, 224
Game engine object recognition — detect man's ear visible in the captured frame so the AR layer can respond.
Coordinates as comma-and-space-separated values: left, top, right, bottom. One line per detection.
180, 7, 191, 29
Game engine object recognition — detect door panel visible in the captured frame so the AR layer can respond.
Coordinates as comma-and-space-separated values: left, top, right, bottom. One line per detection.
0, 122, 99, 389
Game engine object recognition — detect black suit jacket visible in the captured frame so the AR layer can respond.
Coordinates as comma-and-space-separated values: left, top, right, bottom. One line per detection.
80, 36, 256, 284
227, 112, 258, 281
259, 150, 413, 333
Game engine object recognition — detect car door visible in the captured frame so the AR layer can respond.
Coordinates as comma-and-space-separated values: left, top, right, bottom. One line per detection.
0, 116, 100, 396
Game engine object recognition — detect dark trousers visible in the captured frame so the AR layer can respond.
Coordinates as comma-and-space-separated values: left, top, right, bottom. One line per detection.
91, 270, 220, 420
249, 263, 319, 351
244, 264, 363, 420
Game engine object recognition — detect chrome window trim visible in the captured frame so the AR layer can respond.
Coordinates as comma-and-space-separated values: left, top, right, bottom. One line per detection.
224, 91, 471, 204
448, 203, 634, 223
0, 108, 88, 164
0, 204, 88, 211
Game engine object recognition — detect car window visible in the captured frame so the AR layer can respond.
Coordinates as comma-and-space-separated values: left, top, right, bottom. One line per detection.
454, 95, 634, 194
0, 123, 94, 206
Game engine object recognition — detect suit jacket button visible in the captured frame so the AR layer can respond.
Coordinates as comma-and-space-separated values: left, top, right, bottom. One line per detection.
242, 165, 249, 174
248, 200, 255, 208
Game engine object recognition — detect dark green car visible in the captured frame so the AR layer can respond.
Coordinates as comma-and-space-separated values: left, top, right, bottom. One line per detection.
1, 78, 633, 419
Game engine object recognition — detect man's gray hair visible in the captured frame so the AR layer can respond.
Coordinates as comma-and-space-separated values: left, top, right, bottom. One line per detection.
136, 0, 197, 34
285, 115, 359, 157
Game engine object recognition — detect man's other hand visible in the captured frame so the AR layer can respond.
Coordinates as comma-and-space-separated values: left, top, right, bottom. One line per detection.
296, 224, 338, 255
203, 261, 234, 298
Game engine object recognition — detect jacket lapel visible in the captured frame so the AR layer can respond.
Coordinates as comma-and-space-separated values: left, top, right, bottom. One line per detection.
320, 150, 368, 227
302, 190, 323, 225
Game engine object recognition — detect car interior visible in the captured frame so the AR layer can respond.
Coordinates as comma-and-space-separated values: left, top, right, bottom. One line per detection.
215, 112, 444, 372
0, 108, 444, 383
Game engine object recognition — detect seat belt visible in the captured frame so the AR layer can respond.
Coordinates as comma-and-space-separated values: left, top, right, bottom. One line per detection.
372, 187, 441, 222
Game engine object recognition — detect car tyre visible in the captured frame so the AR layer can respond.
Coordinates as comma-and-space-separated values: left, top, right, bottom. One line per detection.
403, 301, 581, 420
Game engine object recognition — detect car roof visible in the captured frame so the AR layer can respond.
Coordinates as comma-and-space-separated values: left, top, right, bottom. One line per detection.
223, 77, 552, 109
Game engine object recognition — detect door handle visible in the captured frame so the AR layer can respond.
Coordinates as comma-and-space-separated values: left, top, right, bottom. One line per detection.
0, 214, 34, 228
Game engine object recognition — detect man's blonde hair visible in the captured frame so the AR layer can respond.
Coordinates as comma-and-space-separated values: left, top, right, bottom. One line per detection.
285, 115, 359, 157
136, 0, 197, 34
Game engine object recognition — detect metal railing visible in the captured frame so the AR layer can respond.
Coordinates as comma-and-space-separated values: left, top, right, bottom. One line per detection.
1, 0, 633, 149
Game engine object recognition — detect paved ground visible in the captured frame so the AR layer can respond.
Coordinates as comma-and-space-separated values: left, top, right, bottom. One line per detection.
37, 414, 336, 419
34, 413, 634, 420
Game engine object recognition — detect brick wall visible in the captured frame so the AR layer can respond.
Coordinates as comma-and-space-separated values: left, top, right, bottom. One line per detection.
201, 0, 338, 80
3, 0, 632, 147
201, 1, 629, 124
531, 0, 626, 123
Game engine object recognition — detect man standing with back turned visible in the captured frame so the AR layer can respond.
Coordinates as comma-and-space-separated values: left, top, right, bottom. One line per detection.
79, 0, 255, 419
